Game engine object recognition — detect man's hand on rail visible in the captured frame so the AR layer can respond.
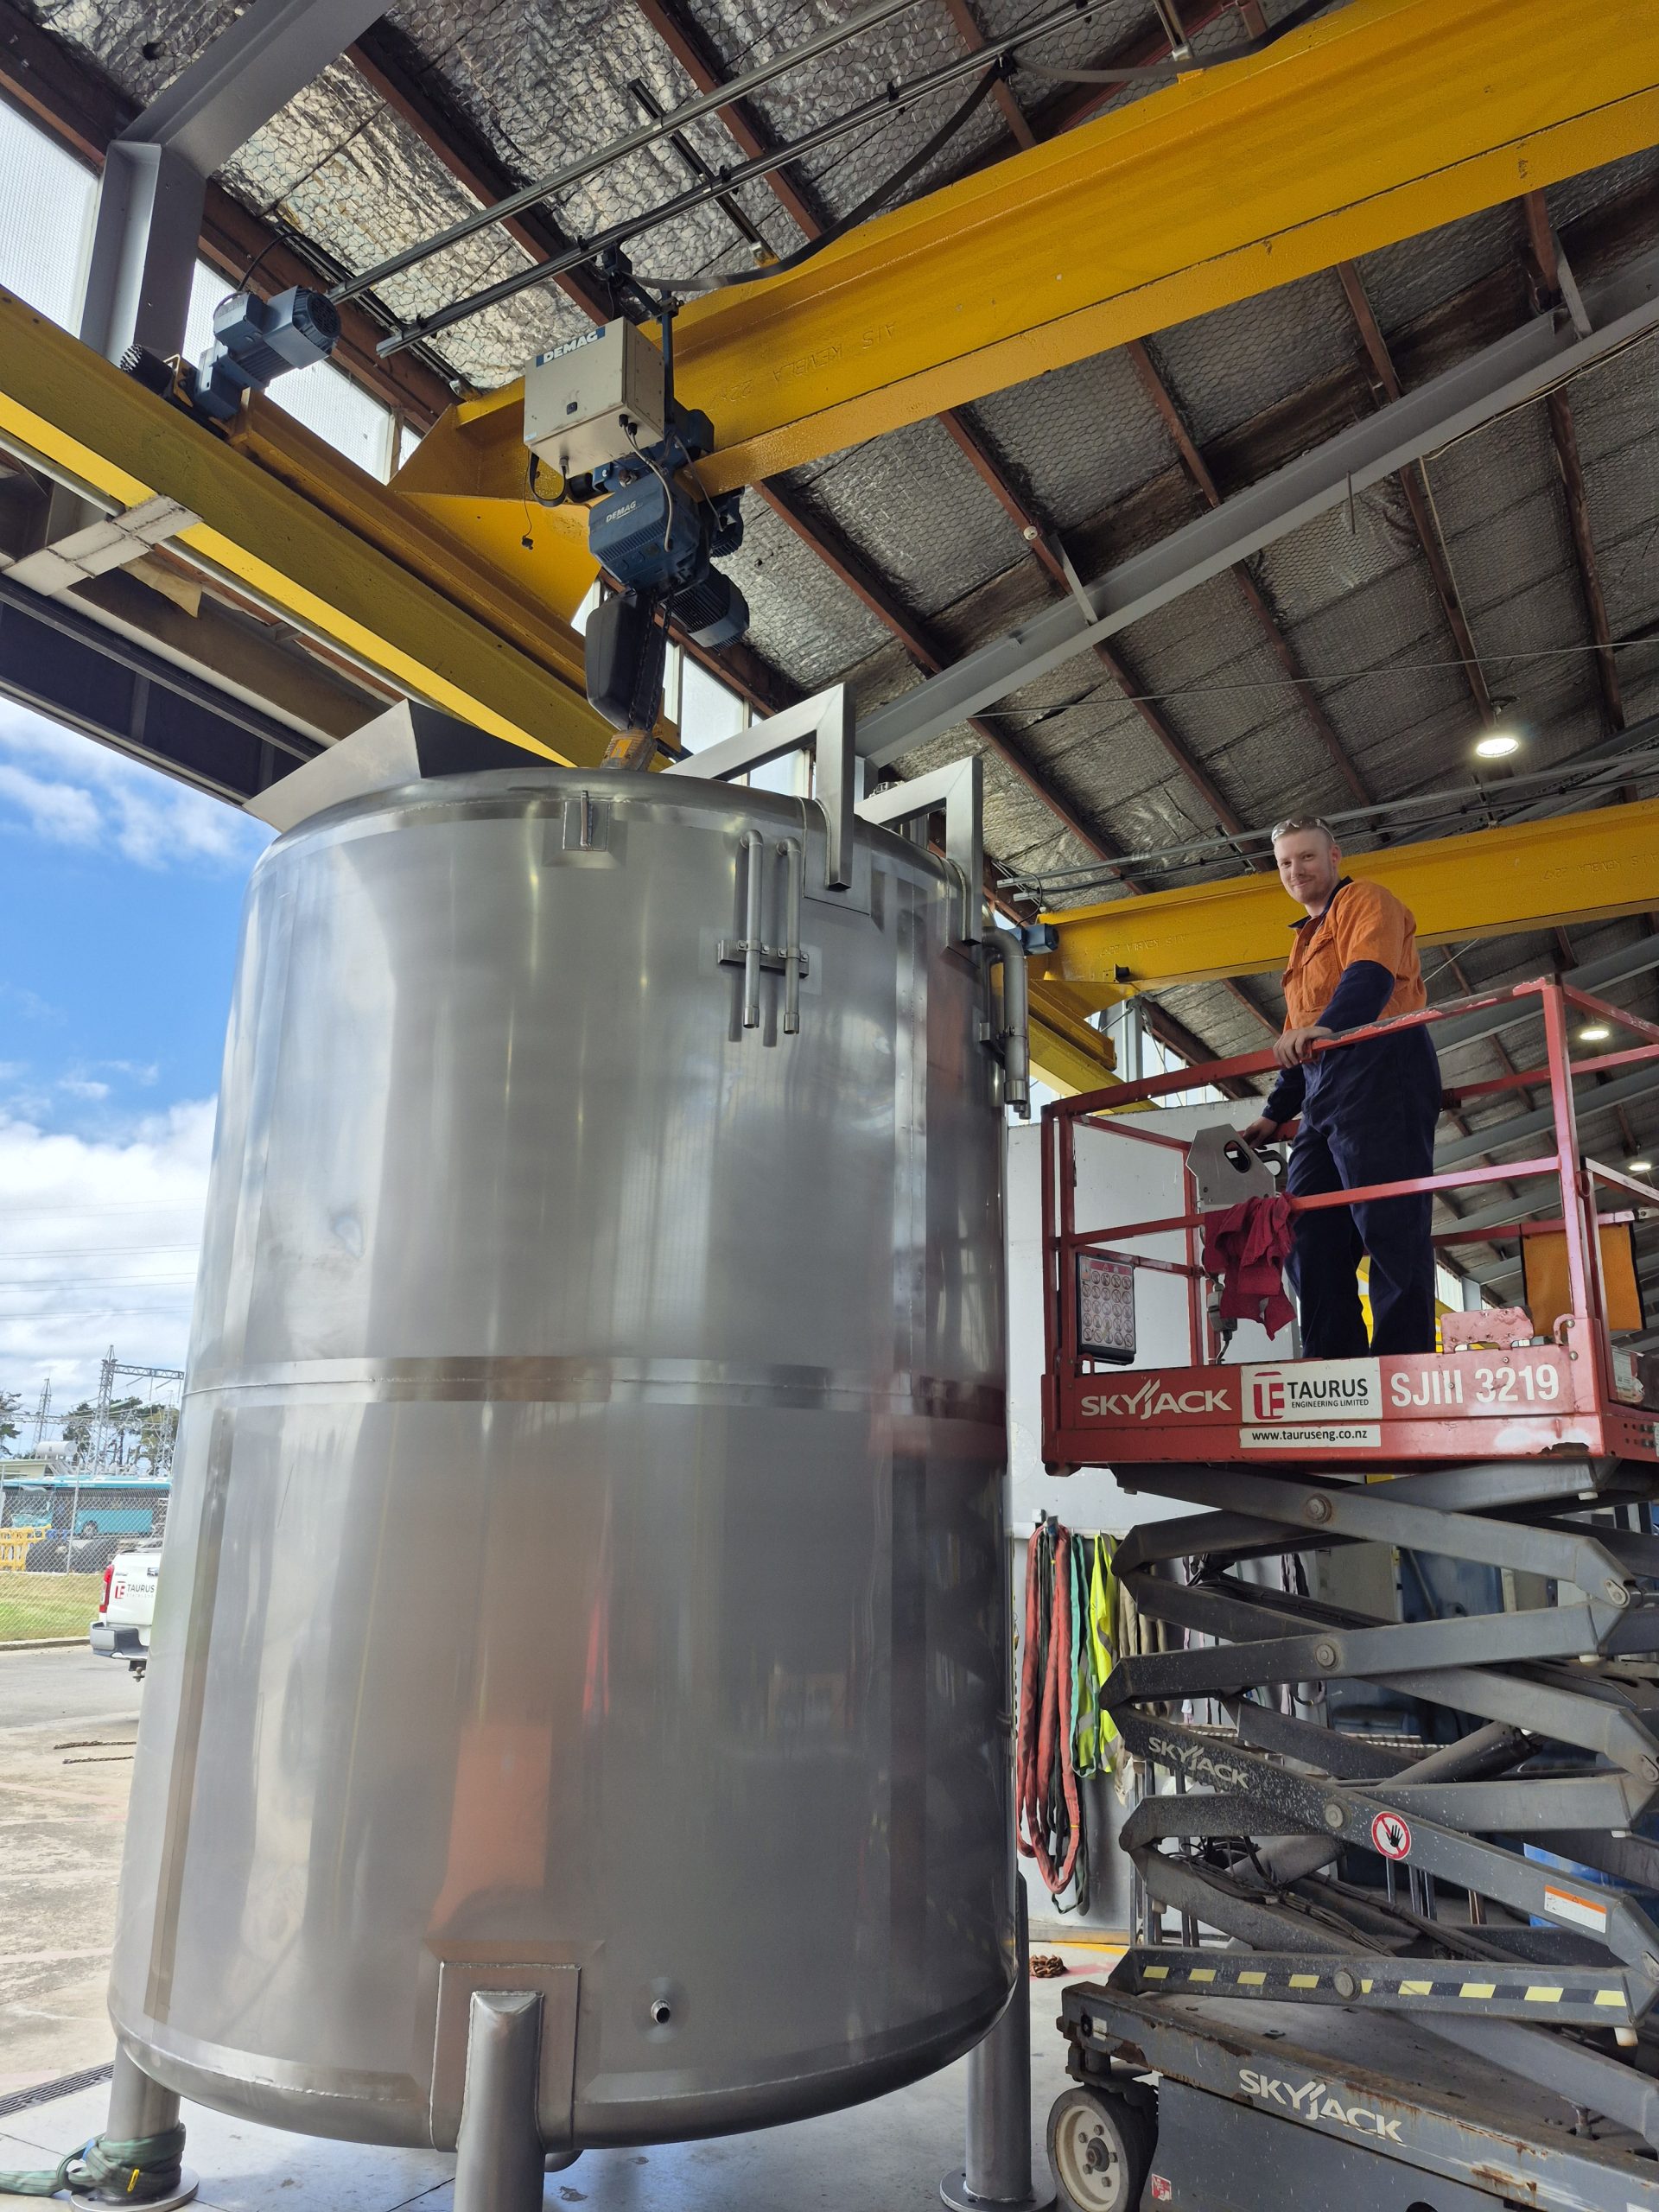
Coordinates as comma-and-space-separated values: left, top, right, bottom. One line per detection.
1272, 1023, 1333, 1069
1238, 1116, 1282, 1146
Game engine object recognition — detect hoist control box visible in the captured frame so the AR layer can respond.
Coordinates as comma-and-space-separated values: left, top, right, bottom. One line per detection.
524, 320, 667, 480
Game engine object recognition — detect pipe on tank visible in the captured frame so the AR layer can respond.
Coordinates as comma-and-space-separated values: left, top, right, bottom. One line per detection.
988, 935, 1031, 1116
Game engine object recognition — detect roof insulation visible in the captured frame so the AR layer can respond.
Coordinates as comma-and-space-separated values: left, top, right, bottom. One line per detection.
10, 0, 1659, 1210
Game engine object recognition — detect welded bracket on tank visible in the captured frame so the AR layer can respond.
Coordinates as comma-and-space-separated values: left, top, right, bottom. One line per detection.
716, 940, 810, 976
856, 754, 983, 942
663, 680, 856, 892
430, 1961, 580, 2153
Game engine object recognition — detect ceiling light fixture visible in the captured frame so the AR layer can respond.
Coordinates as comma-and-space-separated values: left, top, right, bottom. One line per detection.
1629, 1159, 1653, 1175
1578, 1024, 1612, 1044
1474, 729, 1522, 760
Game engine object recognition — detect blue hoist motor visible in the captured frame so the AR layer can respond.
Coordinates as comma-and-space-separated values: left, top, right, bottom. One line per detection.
120, 285, 340, 425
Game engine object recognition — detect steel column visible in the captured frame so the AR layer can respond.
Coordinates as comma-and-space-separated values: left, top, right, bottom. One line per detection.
940, 1888, 1054, 2212
78, 0, 386, 366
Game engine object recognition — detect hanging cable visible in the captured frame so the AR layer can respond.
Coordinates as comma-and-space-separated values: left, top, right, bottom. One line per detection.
372, 0, 1127, 357
526, 452, 569, 508
637, 66, 1002, 294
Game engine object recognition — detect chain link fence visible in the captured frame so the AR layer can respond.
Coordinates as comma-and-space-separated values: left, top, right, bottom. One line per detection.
0, 1478, 170, 1577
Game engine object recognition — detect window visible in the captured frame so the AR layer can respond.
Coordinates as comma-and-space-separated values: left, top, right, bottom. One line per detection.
0, 94, 95, 328
679, 654, 747, 753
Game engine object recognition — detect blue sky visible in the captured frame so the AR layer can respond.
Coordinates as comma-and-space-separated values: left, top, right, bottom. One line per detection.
0, 702, 270, 1418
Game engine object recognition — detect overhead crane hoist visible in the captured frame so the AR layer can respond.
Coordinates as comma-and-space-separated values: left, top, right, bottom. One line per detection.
519, 275, 751, 766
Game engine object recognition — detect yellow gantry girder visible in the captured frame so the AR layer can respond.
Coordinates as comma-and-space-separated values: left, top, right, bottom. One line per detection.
399, 0, 1659, 521
1028, 980, 1120, 1098
1038, 798, 1659, 1001
0, 288, 615, 765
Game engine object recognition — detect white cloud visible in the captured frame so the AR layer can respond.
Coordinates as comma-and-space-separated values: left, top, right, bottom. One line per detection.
0, 760, 102, 847
58, 1077, 111, 1101
0, 1100, 214, 1413
0, 703, 271, 873
0, 982, 61, 1024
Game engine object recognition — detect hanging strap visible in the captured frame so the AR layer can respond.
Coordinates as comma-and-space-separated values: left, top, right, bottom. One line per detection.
0, 2124, 187, 2199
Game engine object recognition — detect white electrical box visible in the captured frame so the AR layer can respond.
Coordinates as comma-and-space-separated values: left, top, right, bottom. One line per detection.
523, 321, 667, 479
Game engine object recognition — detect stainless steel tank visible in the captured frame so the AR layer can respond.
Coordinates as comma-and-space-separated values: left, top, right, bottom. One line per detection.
109, 734, 1014, 2158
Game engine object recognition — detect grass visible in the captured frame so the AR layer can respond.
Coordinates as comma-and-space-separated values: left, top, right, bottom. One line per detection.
0, 1573, 106, 1643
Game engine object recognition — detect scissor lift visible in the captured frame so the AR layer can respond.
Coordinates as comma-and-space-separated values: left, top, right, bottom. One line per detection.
1035, 980, 1659, 2212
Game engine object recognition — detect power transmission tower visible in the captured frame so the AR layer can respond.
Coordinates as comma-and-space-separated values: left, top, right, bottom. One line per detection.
93, 1352, 186, 1475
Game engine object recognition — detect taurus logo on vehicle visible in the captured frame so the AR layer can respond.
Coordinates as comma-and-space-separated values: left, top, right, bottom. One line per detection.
1243, 1358, 1382, 1421
1237, 2069, 1404, 2143
1079, 1381, 1230, 1421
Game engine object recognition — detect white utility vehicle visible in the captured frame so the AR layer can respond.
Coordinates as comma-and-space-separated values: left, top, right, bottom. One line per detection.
90, 1542, 161, 1678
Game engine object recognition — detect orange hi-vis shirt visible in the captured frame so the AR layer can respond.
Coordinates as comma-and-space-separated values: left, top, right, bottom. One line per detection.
1282, 876, 1427, 1032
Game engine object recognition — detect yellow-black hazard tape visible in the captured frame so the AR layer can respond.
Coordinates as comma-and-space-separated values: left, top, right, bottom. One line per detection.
1130, 1953, 1635, 2023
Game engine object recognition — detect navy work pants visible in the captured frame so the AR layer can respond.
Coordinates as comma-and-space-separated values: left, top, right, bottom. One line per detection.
1287, 1032, 1440, 1358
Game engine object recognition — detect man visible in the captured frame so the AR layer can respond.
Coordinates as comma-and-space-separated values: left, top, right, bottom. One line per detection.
1240, 817, 1441, 1357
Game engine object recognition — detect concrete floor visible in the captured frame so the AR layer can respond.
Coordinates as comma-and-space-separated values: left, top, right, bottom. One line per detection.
0, 1646, 142, 2097
0, 1649, 1105, 2212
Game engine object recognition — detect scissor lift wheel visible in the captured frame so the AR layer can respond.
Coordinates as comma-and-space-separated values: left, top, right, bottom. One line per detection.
1046, 2087, 1154, 2212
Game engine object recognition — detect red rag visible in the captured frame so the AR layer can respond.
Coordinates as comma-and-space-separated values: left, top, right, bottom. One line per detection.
1203, 1195, 1295, 1338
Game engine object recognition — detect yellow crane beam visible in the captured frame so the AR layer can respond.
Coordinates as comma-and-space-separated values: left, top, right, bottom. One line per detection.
399, 0, 1659, 516
1037, 798, 1659, 1001
0, 287, 614, 765
1028, 981, 1120, 1098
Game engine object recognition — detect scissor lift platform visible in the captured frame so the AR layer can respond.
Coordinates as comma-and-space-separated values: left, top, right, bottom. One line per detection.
1035, 980, 1659, 2194
1052, 1980, 1659, 2212
1041, 979, 1659, 1475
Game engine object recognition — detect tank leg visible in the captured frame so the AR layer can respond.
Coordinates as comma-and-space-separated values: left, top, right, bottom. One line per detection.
940, 1888, 1056, 2212
67, 2045, 198, 2209
453, 1990, 546, 2212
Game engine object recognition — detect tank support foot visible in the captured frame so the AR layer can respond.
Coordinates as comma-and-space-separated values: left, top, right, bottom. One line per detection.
454, 1989, 546, 2212
940, 1889, 1055, 2212
68, 2046, 198, 2209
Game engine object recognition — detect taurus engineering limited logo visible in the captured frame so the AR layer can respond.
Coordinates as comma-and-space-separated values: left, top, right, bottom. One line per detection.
1243, 1358, 1381, 1423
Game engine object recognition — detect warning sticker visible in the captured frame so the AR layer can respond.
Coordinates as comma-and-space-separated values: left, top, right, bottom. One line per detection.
1241, 1425, 1379, 1451
1149, 2180, 1173, 2203
1544, 1884, 1610, 1934
1370, 1810, 1411, 1861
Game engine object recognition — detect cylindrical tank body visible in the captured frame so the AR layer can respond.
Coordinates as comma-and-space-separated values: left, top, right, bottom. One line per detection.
110, 766, 1012, 2152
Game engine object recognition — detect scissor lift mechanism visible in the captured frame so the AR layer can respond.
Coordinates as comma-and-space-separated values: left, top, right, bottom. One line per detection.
1037, 979, 1659, 2212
